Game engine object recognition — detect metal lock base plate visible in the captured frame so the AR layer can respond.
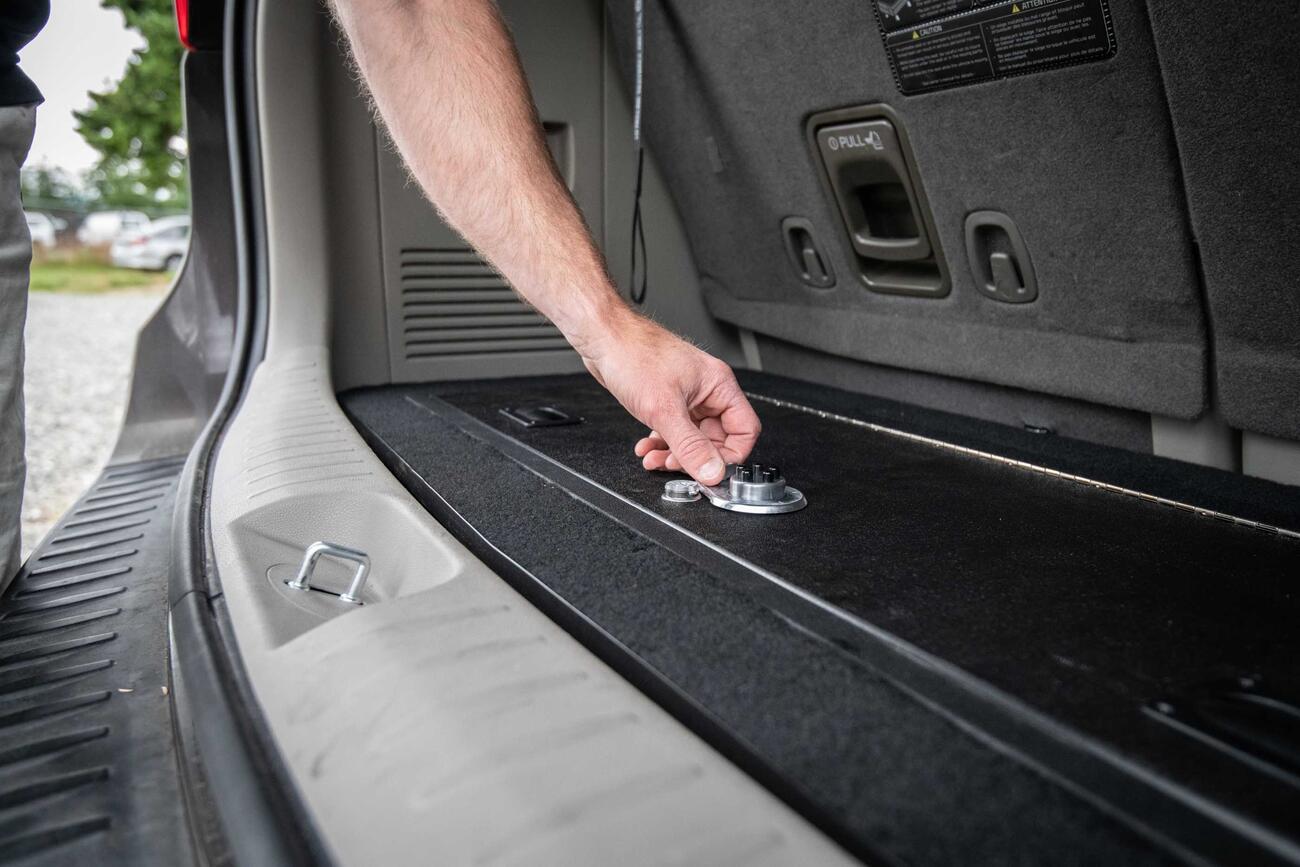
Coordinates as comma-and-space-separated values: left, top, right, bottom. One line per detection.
701, 483, 807, 514
661, 464, 807, 514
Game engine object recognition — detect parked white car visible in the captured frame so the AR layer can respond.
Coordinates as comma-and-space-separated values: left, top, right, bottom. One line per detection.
110, 216, 191, 271
24, 211, 56, 248
76, 209, 151, 246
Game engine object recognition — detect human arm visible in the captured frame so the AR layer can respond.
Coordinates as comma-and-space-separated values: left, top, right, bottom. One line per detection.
327, 0, 759, 484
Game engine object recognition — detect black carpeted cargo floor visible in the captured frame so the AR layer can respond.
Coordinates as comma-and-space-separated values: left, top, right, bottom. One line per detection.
342, 372, 1300, 867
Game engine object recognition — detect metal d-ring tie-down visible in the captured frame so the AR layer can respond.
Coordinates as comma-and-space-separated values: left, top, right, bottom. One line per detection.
287, 541, 371, 604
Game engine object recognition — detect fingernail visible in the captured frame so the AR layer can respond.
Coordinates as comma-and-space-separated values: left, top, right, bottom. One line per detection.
701, 459, 725, 482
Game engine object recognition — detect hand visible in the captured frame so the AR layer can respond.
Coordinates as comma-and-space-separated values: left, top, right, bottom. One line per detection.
578, 308, 761, 486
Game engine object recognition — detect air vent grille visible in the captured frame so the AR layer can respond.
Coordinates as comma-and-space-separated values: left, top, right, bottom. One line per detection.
400, 248, 570, 359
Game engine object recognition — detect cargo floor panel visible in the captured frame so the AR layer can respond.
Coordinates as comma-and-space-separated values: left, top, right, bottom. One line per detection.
342, 374, 1300, 865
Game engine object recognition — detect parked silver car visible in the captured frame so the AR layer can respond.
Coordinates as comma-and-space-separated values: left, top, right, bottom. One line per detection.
75, 208, 151, 246
109, 215, 190, 271
23, 210, 56, 248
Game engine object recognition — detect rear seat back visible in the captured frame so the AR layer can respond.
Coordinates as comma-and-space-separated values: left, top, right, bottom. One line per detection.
607, 0, 1209, 420
1145, 3, 1300, 442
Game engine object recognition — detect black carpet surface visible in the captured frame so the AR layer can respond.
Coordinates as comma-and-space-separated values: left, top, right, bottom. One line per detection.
343, 373, 1300, 866
740, 370, 1300, 531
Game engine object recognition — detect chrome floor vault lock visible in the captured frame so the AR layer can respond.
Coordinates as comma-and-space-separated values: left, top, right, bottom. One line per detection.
661, 464, 807, 514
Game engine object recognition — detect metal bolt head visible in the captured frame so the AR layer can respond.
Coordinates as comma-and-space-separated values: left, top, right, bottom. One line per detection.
728, 462, 787, 503
661, 479, 702, 503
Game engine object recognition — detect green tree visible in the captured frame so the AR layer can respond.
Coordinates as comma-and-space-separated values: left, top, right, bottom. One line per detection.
74, 0, 188, 212
20, 164, 84, 210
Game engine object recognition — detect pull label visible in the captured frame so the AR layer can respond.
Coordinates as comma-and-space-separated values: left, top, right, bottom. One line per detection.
825, 130, 886, 152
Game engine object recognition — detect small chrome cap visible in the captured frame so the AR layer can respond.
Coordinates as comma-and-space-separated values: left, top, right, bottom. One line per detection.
661, 479, 702, 503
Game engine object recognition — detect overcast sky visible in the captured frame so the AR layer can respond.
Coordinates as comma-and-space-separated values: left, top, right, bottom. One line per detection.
22, 1, 144, 174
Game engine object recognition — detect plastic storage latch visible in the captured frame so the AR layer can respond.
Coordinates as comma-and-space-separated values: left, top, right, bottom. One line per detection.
965, 211, 1038, 304
781, 216, 836, 289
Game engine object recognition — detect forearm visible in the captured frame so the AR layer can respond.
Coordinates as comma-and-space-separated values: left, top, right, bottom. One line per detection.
328, 0, 630, 351
329, 0, 761, 484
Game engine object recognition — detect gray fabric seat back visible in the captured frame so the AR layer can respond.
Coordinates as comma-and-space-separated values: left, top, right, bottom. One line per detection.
608, 0, 1210, 420
1144, 3, 1300, 441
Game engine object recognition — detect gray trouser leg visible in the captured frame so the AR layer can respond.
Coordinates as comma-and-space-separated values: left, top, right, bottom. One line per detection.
0, 104, 37, 589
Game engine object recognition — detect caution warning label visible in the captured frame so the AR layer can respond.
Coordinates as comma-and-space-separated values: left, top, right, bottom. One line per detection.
875, 0, 1115, 95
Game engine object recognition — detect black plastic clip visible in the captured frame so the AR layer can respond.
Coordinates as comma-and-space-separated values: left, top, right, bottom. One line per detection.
499, 406, 583, 429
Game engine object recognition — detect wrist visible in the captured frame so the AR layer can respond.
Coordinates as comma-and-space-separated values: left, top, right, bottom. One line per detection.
565, 288, 643, 361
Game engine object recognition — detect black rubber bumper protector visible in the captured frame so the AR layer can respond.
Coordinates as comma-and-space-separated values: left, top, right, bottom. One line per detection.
342, 381, 1298, 867
0, 458, 190, 864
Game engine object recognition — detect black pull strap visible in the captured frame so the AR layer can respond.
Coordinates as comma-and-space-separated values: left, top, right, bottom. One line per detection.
629, 0, 648, 305
630, 147, 648, 305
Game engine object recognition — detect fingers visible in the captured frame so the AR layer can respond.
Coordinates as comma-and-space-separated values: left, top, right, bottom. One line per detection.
640, 449, 673, 471
634, 431, 667, 457
636, 431, 669, 470
629, 361, 760, 484
653, 405, 728, 485
709, 380, 761, 465
637, 431, 673, 470
638, 447, 681, 472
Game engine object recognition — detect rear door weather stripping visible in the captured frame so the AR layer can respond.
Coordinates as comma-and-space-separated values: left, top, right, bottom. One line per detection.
745, 392, 1300, 541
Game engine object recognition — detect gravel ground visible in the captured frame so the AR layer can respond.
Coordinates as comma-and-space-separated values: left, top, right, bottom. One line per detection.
20, 288, 168, 559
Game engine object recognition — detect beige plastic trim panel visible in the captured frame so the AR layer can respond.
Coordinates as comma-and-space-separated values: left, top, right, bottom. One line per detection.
256, 0, 331, 357
209, 353, 856, 865
1150, 413, 1238, 471
265, 570, 858, 866
1243, 432, 1300, 487
226, 1, 857, 860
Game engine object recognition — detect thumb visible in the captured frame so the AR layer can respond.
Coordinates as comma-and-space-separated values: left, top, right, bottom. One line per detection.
655, 406, 727, 486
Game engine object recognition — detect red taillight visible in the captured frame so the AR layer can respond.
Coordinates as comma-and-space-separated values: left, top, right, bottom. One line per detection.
175, 0, 194, 51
